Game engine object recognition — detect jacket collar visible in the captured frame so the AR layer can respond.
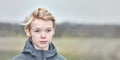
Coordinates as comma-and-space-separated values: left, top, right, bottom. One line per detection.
22, 38, 57, 58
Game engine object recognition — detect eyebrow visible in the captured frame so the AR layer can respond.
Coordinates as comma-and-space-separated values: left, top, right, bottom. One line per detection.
32, 27, 52, 30
46, 27, 52, 29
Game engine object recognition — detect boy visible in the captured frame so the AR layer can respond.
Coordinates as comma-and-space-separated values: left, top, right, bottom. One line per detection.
12, 8, 66, 60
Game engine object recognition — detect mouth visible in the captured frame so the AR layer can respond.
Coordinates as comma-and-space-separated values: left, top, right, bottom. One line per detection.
39, 41, 48, 44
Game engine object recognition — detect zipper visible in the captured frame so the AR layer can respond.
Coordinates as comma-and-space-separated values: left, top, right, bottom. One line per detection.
41, 50, 46, 60
41, 50, 43, 60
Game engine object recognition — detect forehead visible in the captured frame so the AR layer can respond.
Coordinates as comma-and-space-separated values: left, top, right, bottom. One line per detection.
30, 18, 53, 28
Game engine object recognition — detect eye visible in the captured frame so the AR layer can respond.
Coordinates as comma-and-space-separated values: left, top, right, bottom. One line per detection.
46, 29, 51, 32
34, 30, 40, 32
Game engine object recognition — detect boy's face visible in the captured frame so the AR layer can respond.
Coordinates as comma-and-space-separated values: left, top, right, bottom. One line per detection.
26, 18, 55, 50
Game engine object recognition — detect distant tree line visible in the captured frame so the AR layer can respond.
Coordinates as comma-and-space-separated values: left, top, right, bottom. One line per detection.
0, 22, 120, 38
55, 22, 120, 38
0, 22, 24, 36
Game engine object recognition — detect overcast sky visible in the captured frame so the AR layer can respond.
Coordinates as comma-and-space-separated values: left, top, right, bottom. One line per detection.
0, 0, 120, 24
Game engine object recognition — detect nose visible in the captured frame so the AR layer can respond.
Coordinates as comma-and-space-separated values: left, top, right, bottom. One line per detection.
40, 31, 46, 39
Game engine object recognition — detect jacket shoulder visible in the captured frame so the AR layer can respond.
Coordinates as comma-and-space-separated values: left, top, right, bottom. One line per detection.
12, 53, 27, 60
54, 54, 67, 60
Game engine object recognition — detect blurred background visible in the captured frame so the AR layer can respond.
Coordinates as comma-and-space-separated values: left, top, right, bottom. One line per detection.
0, 0, 120, 60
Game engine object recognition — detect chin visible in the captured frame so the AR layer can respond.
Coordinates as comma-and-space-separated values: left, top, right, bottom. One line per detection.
39, 45, 48, 48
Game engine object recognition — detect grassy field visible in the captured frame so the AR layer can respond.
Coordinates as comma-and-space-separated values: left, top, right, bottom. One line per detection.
0, 36, 120, 60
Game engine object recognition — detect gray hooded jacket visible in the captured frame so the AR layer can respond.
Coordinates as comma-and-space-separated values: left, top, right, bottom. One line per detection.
12, 38, 66, 60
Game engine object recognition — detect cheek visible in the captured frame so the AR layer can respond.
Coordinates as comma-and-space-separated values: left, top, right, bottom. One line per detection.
48, 32, 54, 39
49, 31, 54, 36
30, 32, 39, 39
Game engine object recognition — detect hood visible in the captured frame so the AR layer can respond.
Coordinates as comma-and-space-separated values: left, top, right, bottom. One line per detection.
22, 38, 57, 58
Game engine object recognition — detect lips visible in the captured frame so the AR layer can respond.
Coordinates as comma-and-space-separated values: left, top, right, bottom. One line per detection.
39, 41, 48, 44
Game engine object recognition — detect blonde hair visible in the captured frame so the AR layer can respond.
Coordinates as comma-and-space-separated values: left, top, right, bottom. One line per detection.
22, 8, 55, 30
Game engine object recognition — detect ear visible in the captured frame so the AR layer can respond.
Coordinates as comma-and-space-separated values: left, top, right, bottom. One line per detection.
25, 29, 31, 37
